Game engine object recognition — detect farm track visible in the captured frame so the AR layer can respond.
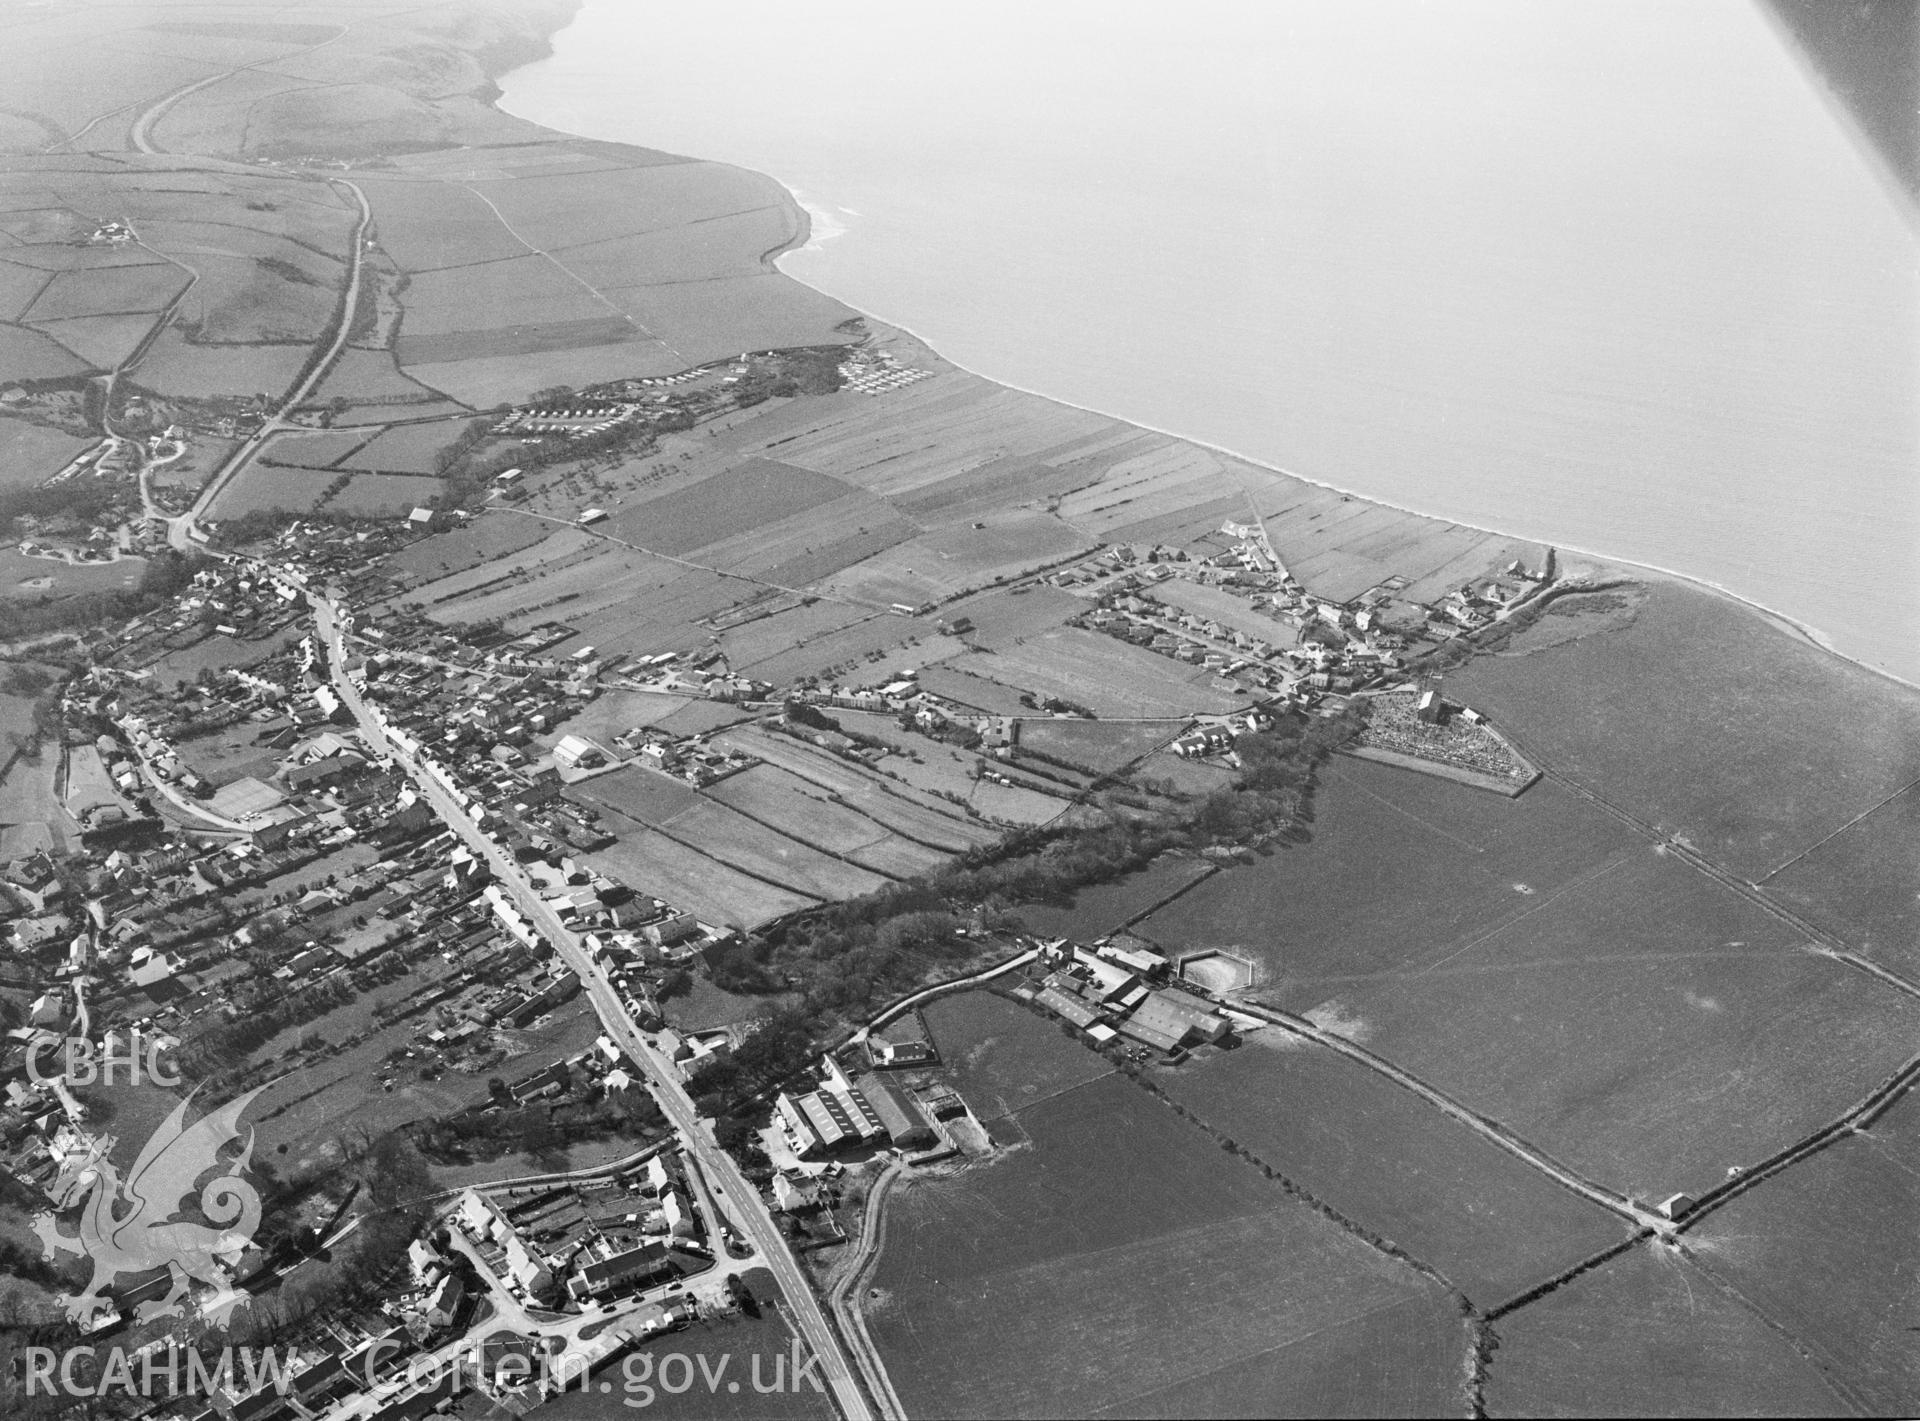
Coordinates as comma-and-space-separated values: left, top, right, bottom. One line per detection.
1228, 997, 1672, 1233
827, 1161, 909, 1421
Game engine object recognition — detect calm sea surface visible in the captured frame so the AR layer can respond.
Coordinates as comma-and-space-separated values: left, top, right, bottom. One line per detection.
502, 0, 1919, 682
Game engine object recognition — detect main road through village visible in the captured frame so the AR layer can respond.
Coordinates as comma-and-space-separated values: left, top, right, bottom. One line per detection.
309, 598, 885, 1421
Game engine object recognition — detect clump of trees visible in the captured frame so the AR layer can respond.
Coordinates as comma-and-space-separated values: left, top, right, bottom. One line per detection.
689, 707, 1366, 1133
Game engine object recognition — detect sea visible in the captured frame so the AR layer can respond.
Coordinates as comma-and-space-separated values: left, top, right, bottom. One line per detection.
500, 0, 1919, 684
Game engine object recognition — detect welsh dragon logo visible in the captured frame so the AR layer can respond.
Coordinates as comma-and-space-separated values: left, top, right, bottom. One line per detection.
33, 1087, 265, 1328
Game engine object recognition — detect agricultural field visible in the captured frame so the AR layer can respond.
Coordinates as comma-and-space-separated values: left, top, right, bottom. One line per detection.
1017, 716, 1184, 773
606, 458, 865, 559
1764, 783, 1920, 970
1447, 578, 1920, 882
707, 764, 952, 880
911, 663, 1034, 715
135, 331, 308, 399
36, 313, 159, 371
1483, 1243, 1855, 1417
1157, 1039, 1633, 1305
548, 690, 699, 747
0, 417, 93, 488
1140, 758, 1920, 1202
865, 1070, 1465, 1419
734, 614, 949, 685
205, 465, 330, 519
1015, 853, 1217, 942
0, 322, 92, 383
969, 778, 1069, 826
406, 344, 682, 410
259, 429, 370, 469
24, 263, 186, 322
941, 584, 1085, 647
1683, 1084, 1920, 1415
715, 598, 872, 669
380, 508, 552, 584
310, 347, 451, 405
921, 989, 1115, 1124
560, 205, 795, 286
822, 517, 1091, 607
954, 626, 1248, 717
355, 176, 533, 272
328, 473, 444, 515
0, 259, 52, 318
712, 727, 994, 853
337, 417, 486, 473
664, 799, 892, 901
580, 828, 815, 930
398, 257, 611, 337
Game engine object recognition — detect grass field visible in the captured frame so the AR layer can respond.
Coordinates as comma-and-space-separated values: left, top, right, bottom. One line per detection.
0, 417, 93, 488
581, 829, 815, 930
1015, 854, 1216, 942
712, 728, 992, 853
715, 598, 871, 668
1447, 579, 1920, 882
0, 549, 145, 597
734, 614, 947, 684
822, 519, 1091, 607
1484, 1242, 1854, 1417
970, 778, 1068, 826
1145, 759, 1920, 1199
956, 627, 1247, 718
0, 321, 94, 382
1017, 717, 1183, 773
708, 764, 952, 879
666, 798, 893, 900
329, 473, 443, 514
381, 511, 552, 584
607, 459, 858, 558
24, 262, 186, 321
1684, 1084, 1920, 1414
338, 417, 486, 473
137, 331, 308, 398
1763, 783, 1920, 972
0, 260, 53, 320
260, 429, 370, 469
35, 312, 157, 370
1158, 1039, 1633, 1305
920, 990, 1114, 1122
310, 347, 447, 403
866, 1069, 1464, 1418
940, 584, 1086, 647
578, 765, 699, 827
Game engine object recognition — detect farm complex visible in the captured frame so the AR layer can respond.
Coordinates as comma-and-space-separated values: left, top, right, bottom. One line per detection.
0, 5, 1914, 1421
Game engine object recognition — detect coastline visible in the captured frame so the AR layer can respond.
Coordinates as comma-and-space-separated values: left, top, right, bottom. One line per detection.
767, 182, 1910, 693
495, 45, 1916, 698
